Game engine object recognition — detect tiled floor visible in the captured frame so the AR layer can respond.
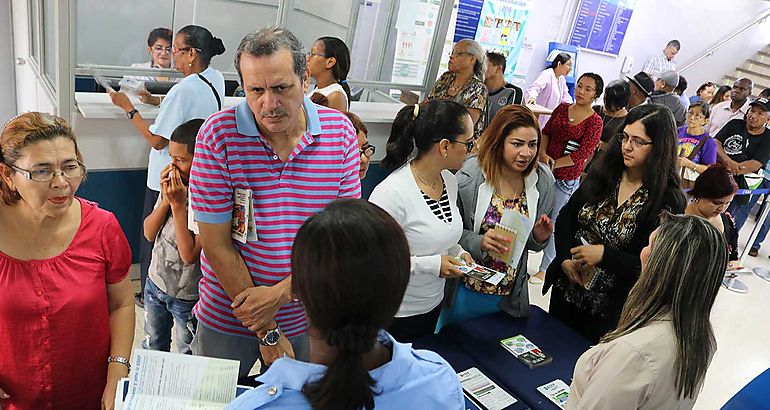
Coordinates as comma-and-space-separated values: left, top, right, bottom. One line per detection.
130, 215, 770, 409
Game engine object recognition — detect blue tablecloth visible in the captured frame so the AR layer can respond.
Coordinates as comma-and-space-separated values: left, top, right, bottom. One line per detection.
721, 367, 770, 409
414, 306, 591, 410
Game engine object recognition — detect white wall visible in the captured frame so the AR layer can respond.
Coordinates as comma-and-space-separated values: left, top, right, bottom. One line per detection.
521, 0, 770, 96
0, 0, 17, 119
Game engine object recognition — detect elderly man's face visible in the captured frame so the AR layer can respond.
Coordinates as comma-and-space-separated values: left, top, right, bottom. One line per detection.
240, 49, 307, 135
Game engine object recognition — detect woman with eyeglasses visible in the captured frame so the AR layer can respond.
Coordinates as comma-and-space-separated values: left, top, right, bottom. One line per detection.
534, 73, 604, 284
543, 104, 686, 343
438, 105, 555, 328
677, 101, 717, 189
307, 37, 352, 112
427, 39, 488, 140
0, 113, 134, 410
123, 28, 179, 84
369, 99, 476, 341
109, 25, 226, 307
526, 52, 574, 128
342, 111, 374, 179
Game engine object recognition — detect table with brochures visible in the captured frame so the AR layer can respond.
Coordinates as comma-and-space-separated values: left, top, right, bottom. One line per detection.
413, 306, 591, 410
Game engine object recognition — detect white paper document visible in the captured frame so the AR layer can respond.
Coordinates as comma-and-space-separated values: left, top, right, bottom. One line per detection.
124, 350, 239, 410
458, 367, 517, 410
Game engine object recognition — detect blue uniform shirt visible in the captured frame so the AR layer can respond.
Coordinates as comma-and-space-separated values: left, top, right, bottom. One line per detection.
226, 331, 464, 410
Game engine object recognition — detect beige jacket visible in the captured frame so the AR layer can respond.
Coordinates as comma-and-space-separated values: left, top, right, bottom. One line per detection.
567, 319, 711, 410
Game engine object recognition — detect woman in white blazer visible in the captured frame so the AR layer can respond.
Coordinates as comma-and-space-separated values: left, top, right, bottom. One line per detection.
369, 99, 475, 342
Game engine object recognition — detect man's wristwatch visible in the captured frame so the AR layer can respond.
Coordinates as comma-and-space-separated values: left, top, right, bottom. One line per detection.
258, 327, 281, 346
126, 109, 139, 119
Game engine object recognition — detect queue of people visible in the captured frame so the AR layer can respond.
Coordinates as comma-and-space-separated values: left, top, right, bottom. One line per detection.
1, 25, 769, 410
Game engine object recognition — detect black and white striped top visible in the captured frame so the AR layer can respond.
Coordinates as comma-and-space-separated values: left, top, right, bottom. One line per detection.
422, 188, 452, 224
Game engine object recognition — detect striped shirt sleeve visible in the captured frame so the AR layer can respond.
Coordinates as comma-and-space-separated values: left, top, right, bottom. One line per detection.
338, 117, 362, 199
190, 113, 234, 224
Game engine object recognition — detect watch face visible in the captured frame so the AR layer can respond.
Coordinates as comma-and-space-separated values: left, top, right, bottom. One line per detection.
264, 329, 280, 346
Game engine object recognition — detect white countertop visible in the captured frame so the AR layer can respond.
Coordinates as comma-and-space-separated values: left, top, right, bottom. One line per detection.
74, 92, 403, 124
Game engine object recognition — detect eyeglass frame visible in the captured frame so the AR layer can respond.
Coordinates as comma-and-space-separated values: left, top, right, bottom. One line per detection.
617, 132, 653, 148
6, 162, 85, 182
151, 46, 172, 54
453, 139, 475, 153
307, 51, 327, 59
360, 144, 376, 158
449, 51, 473, 58
172, 46, 201, 55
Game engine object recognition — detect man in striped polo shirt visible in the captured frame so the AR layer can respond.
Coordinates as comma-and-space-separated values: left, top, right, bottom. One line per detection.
188, 27, 361, 378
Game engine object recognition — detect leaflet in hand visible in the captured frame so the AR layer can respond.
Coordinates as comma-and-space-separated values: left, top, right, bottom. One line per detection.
123, 350, 239, 410
496, 208, 532, 269
455, 257, 506, 286
232, 188, 258, 243
500, 334, 553, 369
458, 367, 517, 410
537, 379, 570, 409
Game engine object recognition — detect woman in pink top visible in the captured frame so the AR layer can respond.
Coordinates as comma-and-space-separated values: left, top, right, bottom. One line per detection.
0, 113, 134, 410
526, 52, 574, 128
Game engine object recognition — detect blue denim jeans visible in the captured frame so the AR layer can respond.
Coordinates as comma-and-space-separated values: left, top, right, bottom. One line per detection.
142, 277, 197, 353
539, 178, 581, 273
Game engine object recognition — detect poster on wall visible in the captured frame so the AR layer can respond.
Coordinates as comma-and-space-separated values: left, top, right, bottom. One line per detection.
452, 0, 534, 85
391, 0, 443, 85
568, 0, 638, 55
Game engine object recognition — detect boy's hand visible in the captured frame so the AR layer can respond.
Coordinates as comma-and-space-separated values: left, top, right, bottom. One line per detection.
163, 167, 187, 209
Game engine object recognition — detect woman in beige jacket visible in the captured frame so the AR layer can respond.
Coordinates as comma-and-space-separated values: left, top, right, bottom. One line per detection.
567, 213, 727, 409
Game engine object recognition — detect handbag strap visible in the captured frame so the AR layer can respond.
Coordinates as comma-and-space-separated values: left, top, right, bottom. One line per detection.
686, 135, 710, 161
197, 73, 222, 110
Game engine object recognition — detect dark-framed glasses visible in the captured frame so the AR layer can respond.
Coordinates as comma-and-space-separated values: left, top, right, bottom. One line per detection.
617, 133, 652, 148
360, 144, 376, 158
454, 139, 475, 153
7, 162, 85, 182
152, 46, 172, 54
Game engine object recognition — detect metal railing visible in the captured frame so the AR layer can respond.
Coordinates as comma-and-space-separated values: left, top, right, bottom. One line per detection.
679, 8, 770, 73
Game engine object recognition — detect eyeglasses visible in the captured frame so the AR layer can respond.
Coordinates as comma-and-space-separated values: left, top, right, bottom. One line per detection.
449, 52, 473, 58
360, 144, 376, 158
453, 139, 475, 153
8, 162, 84, 182
172, 46, 200, 54
152, 46, 172, 54
617, 133, 653, 148
307, 51, 326, 59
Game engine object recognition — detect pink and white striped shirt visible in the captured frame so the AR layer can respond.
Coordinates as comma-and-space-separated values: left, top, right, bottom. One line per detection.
189, 97, 361, 337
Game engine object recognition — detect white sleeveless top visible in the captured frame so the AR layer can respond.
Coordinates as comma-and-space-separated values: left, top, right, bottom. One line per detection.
308, 82, 349, 109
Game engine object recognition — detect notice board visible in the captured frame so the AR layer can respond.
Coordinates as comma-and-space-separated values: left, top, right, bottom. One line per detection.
568, 0, 637, 55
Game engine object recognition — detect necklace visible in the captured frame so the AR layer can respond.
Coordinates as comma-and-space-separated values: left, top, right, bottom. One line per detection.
411, 162, 439, 189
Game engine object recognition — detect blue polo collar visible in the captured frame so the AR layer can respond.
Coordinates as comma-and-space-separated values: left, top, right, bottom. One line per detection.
235, 96, 321, 137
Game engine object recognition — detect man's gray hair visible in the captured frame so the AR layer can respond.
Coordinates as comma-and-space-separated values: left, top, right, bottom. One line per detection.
234, 26, 307, 82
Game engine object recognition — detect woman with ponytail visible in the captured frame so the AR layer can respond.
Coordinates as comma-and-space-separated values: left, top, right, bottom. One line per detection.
227, 199, 464, 410
307, 37, 352, 112
369, 99, 476, 341
109, 24, 226, 305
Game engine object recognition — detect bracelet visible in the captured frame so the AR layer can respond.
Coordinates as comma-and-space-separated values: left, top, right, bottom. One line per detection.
107, 356, 131, 373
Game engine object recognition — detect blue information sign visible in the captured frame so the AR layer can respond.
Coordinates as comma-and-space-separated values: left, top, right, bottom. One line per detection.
454, 0, 484, 42
568, 0, 637, 55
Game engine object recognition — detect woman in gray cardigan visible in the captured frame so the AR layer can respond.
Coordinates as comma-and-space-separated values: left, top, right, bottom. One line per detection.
439, 105, 556, 328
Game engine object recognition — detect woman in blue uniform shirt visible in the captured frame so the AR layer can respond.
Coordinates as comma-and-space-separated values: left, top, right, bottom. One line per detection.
227, 199, 465, 410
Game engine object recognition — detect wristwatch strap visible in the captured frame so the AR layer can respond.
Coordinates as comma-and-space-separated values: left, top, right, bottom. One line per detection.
126, 109, 139, 119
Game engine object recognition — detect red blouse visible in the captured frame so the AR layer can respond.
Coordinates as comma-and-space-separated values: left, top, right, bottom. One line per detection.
543, 103, 603, 180
0, 198, 131, 410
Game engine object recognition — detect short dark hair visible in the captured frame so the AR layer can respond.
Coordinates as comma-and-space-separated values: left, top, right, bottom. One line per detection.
487, 51, 506, 72
579, 72, 604, 100
667, 39, 681, 50
170, 118, 205, 154
675, 75, 688, 94
343, 111, 368, 136
177, 25, 226, 67
603, 79, 631, 112
760, 88, 770, 99
688, 101, 710, 119
695, 82, 714, 97
381, 99, 470, 171
292, 199, 410, 410
147, 28, 172, 47
689, 164, 738, 199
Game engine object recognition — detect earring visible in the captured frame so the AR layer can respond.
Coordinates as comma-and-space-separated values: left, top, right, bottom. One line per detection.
444, 153, 448, 159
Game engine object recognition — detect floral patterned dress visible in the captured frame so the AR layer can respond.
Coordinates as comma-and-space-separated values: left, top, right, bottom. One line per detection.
428, 71, 488, 139
464, 191, 528, 295
557, 184, 649, 314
